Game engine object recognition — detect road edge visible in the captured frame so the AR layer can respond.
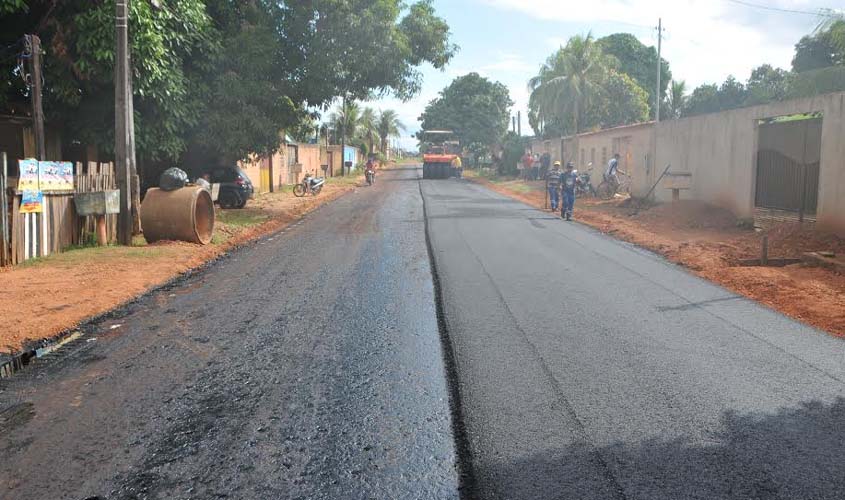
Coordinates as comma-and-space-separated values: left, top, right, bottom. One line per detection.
0, 187, 354, 379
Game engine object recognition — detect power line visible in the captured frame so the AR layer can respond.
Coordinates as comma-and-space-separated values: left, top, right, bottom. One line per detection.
724, 0, 841, 17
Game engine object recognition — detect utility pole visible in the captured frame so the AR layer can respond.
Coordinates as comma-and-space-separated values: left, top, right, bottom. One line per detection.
517, 111, 522, 137
340, 95, 347, 176
512, 116, 516, 133
115, 0, 136, 245
655, 18, 663, 124
27, 35, 46, 161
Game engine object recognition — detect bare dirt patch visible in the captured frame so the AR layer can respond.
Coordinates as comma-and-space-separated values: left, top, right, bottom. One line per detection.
469, 172, 845, 337
0, 179, 360, 353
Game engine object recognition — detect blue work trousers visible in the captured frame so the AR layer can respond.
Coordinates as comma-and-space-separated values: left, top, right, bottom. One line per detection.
562, 190, 575, 217
548, 186, 560, 210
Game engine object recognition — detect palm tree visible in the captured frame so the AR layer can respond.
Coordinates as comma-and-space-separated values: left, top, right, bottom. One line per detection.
329, 99, 360, 142
666, 80, 687, 119
358, 107, 378, 155
377, 110, 406, 158
528, 33, 610, 159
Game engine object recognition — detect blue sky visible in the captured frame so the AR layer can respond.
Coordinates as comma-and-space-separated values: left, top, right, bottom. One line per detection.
369, 0, 837, 150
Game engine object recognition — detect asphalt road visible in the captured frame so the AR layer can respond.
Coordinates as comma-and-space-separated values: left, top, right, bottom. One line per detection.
4, 165, 845, 500
421, 175, 845, 500
0, 166, 458, 500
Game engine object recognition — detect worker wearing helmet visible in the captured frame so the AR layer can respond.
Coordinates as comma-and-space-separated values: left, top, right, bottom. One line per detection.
546, 161, 563, 211
561, 161, 580, 220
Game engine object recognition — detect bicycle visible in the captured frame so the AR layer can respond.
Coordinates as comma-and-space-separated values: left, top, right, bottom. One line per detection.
596, 171, 631, 200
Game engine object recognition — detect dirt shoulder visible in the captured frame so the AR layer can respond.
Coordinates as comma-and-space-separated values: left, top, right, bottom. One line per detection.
0, 177, 362, 353
466, 170, 845, 337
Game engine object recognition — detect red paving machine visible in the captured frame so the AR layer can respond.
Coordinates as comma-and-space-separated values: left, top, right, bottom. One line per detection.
421, 130, 460, 179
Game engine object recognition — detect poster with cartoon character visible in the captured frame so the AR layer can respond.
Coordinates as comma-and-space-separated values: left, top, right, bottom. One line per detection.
55, 161, 74, 191
38, 161, 61, 191
20, 190, 43, 213
17, 159, 39, 191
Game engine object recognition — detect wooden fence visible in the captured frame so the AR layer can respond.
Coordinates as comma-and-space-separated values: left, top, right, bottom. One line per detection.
1, 157, 116, 266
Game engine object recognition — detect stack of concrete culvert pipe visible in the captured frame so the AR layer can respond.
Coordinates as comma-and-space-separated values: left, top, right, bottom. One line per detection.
141, 186, 215, 245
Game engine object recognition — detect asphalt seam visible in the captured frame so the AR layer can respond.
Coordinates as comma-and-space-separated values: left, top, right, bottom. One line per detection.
455, 218, 629, 500
417, 176, 478, 499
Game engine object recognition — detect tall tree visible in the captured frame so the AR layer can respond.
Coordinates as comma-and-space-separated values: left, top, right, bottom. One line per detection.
358, 107, 378, 154
666, 80, 687, 119
585, 70, 649, 129
745, 64, 789, 105
793, 19, 845, 72
418, 73, 512, 159
528, 34, 610, 138
597, 33, 671, 117
377, 110, 405, 155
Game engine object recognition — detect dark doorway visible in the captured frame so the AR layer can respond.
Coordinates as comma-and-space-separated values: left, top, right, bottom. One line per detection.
754, 115, 822, 226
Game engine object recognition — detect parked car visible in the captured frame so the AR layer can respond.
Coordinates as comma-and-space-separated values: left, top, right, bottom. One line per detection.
208, 165, 254, 209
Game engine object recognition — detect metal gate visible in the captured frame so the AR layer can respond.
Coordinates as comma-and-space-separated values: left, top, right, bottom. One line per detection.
754, 118, 821, 224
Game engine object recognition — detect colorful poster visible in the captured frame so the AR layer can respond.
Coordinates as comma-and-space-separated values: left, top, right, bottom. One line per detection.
38, 161, 61, 191
20, 190, 43, 214
17, 159, 39, 191
54, 161, 74, 191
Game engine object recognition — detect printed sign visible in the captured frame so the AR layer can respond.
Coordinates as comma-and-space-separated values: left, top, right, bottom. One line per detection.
54, 161, 74, 191
38, 161, 62, 191
17, 159, 39, 191
20, 190, 43, 214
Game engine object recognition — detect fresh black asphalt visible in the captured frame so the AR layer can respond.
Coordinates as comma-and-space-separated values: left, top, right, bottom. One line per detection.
2, 164, 845, 500
421, 174, 845, 500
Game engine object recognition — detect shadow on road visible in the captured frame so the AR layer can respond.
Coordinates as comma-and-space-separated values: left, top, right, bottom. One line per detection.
476, 398, 845, 500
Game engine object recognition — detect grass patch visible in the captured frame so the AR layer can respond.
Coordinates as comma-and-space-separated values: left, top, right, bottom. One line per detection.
20, 242, 169, 268
216, 210, 269, 228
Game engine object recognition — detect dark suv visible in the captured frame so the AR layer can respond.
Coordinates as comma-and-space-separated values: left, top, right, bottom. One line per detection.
208, 166, 254, 209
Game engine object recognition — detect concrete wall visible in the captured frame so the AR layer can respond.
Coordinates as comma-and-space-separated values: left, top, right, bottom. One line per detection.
569, 123, 654, 190
651, 91, 845, 234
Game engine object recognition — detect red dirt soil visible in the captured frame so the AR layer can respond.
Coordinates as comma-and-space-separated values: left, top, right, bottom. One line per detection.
473, 176, 845, 337
0, 182, 358, 353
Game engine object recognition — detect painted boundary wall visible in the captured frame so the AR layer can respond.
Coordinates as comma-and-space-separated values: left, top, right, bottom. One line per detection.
650, 91, 845, 234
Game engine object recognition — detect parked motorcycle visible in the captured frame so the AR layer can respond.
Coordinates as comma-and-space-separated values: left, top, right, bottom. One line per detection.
365, 168, 376, 186
575, 163, 596, 198
293, 172, 325, 197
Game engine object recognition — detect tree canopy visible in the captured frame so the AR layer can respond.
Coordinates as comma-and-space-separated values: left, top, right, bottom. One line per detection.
418, 72, 513, 156
0, 0, 456, 168
528, 34, 649, 138
597, 33, 671, 117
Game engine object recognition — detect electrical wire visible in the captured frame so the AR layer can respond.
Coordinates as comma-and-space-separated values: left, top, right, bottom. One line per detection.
724, 0, 841, 17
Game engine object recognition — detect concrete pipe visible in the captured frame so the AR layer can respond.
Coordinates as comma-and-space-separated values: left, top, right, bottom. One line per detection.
141, 186, 215, 245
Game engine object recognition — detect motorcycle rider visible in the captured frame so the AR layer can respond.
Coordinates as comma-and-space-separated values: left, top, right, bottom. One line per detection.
561, 161, 580, 221
365, 157, 376, 185
604, 153, 623, 192
546, 161, 563, 211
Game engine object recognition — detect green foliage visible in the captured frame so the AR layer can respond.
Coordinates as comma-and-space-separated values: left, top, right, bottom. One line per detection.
498, 131, 525, 176
682, 77, 747, 116
597, 33, 671, 117
376, 109, 405, 153
529, 34, 648, 136
745, 64, 789, 105
418, 72, 512, 153
792, 20, 845, 72
585, 70, 649, 129
665, 80, 687, 119
0, 0, 455, 171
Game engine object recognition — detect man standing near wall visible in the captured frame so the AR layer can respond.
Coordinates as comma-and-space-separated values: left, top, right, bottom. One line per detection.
546, 161, 562, 212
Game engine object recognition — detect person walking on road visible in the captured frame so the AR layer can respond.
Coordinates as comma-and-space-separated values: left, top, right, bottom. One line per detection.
561, 161, 580, 220
546, 161, 563, 211
451, 154, 463, 178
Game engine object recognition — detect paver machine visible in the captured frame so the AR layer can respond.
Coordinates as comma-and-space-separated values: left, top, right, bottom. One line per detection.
421, 130, 460, 179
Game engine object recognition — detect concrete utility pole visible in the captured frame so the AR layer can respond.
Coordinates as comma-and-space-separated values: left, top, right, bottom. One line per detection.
115, 0, 136, 245
655, 18, 663, 124
28, 35, 46, 161
517, 111, 522, 137
340, 95, 347, 176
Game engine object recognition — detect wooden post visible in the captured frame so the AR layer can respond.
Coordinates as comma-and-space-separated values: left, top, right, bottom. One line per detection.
761, 234, 769, 266
1, 152, 8, 266
28, 35, 46, 161
114, 0, 136, 245
96, 215, 108, 246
